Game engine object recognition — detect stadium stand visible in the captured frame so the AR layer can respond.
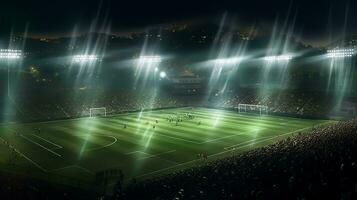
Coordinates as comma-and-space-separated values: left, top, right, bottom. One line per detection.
7, 89, 333, 123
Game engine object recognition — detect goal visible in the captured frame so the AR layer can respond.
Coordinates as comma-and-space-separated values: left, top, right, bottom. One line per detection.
237, 104, 268, 115
89, 107, 107, 118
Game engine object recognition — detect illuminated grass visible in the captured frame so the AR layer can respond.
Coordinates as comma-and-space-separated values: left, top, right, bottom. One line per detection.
0, 107, 332, 186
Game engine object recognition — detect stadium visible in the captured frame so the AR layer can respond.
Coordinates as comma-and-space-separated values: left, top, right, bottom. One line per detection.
1, 0, 357, 199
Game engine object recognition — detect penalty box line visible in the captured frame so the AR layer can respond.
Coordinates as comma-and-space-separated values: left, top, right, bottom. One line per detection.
31, 134, 63, 149
20, 134, 62, 157
0, 136, 48, 172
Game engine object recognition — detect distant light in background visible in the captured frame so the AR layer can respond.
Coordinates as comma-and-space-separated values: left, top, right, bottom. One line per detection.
138, 55, 162, 64
327, 48, 355, 58
73, 54, 99, 63
264, 55, 293, 62
159, 71, 166, 78
0, 49, 22, 59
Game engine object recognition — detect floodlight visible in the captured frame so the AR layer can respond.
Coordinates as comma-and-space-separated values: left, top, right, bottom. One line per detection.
214, 57, 242, 65
73, 55, 99, 63
159, 71, 166, 78
138, 55, 162, 63
1, 49, 23, 98
0, 49, 22, 59
264, 55, 292, 62
327, 48, 355, 58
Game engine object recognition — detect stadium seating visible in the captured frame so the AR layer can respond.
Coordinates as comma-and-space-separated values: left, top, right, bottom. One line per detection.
7, 89, 333, 123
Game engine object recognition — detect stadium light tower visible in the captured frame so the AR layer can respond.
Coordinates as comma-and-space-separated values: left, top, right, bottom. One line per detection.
0, 49, 23, 97
326, 48, 355, 58
0, 49, 22, 59
264, 54, 293, 62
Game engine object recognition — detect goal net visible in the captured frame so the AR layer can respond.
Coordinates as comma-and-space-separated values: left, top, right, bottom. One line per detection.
89, 107, 107, 118
237, 104, 268, 115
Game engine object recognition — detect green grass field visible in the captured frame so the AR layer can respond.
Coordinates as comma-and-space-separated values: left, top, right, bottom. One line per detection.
0, 107, 333, 186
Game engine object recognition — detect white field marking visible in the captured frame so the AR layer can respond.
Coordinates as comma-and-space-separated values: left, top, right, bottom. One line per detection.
133, 136, 281, 179
15, 150, 48, 172
85, 135, 118, 152
200, 128, 267, 144
134, 121, 334, 179
31, 134, 63, 149
124, 151, 138, 155
0, 136, 48, 172
138, 150, 177, 160
155, 133, 200, 144
49, 165, 95, 175
126, 150, 177, 163
20, 134, 62, 157
200, 134, 241, 144
155, 157, 179, 165
215, 121, 335, 157
49, 165, 76, 172
125, 150, 151, 155
224, 136, 272, 150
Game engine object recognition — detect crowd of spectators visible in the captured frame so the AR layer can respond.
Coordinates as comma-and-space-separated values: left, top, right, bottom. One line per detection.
3, 89, 335, 123
207, 89, 333, 117
118, 120, 357, 199
7, 89, 187, 122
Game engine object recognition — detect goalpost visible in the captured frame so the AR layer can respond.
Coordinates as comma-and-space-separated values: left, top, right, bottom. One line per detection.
237, 104, 268, 115
89, 107, 107, 118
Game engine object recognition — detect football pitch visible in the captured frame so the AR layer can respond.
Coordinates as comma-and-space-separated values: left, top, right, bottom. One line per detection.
0, 107, 333, 186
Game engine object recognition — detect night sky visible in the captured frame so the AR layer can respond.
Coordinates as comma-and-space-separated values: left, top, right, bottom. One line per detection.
0, 0, 356, 46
